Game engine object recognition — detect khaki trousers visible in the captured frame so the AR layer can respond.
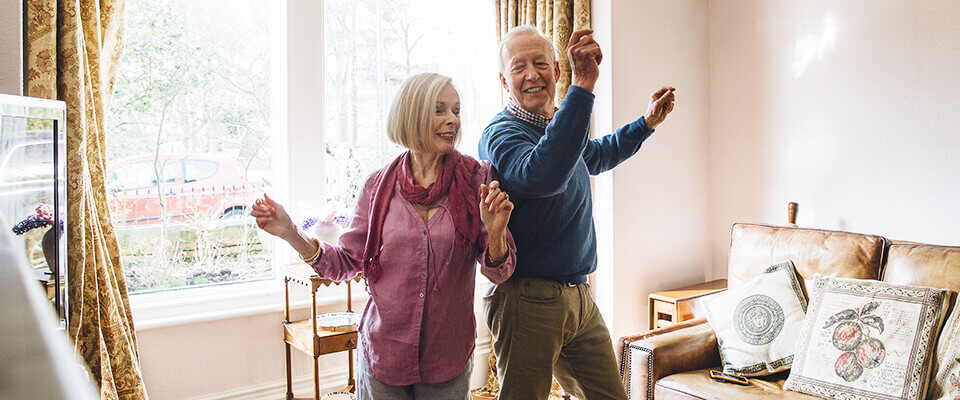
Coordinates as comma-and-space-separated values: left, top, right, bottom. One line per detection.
483, 279, 628, 400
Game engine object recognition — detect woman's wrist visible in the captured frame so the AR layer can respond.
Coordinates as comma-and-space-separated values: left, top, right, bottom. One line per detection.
486, 232, 508, 265
280, 225, 300, 243
300, 238, 323, 265
286, 229, 322, 263
487, 229, 505, 245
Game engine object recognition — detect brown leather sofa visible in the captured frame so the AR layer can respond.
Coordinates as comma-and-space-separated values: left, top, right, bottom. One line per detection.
617, 223, 960, 400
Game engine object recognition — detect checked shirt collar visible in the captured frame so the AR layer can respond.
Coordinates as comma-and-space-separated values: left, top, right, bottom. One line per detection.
506, 100, 554, 129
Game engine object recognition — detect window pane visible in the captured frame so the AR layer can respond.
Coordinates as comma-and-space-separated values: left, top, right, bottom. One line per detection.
0, 117, 60, 275
108, 0, 277, 293
0, 140, 53, 183
322, 0, 498, 224
184, 160, 220, 183
109, 160, 167, 190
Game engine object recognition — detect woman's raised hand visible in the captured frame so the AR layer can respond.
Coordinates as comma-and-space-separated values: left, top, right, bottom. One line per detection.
479, 180, 514, 238
251, 194, 297, 241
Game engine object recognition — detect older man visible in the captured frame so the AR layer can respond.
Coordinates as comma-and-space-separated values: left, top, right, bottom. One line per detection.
479, 26, 675, 400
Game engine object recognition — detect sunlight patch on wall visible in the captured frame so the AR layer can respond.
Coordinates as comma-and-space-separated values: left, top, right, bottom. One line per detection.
791, 13, 838, 79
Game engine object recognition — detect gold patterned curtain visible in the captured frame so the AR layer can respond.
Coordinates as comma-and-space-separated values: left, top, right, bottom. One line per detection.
25, 0, 148, 399
495, 0, 591, 101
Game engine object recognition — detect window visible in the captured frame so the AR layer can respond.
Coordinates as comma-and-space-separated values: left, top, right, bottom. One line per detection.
111, 0, 498, 298
108, 0, 278, 293
321, 0, 500, 219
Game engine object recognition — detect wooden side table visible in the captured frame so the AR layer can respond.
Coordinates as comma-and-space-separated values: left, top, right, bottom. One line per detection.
648, 279, 727, 330
282, 264, 362, 400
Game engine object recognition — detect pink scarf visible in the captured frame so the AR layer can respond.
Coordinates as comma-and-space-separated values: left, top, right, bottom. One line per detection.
362, 150, 481, 282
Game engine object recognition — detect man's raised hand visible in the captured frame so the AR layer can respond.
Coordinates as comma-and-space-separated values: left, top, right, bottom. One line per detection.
643, 86, 676, 130
566, 29, 603, 93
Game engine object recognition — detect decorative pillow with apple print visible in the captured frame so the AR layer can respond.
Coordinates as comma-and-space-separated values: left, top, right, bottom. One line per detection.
784, 274, 949, 400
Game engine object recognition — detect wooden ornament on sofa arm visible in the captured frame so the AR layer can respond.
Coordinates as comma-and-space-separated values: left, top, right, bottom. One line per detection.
787, 202, 798, 226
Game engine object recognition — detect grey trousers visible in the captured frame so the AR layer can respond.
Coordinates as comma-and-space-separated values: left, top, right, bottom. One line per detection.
355, 344, 473, 400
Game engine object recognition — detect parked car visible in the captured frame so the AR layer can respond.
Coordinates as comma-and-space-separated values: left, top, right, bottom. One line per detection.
107, 154, 259, 226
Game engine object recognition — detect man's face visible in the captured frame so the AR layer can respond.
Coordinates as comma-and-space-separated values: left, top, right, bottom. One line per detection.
500, 33, 560, 116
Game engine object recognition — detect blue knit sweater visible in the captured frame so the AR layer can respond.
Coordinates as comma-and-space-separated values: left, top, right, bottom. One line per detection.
479, 86, 653, 283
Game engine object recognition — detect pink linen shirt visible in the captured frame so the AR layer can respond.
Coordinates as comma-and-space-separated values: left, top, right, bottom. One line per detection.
312, 160, 516, 386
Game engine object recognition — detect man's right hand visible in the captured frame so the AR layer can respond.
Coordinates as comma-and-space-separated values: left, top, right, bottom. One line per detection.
567, 29, 603, 93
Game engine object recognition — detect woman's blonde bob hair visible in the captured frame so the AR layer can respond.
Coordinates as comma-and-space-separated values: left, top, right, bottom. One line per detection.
387, 72, 460, 152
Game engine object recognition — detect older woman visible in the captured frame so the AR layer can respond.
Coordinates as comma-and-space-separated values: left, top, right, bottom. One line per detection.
251, 72, 516, 399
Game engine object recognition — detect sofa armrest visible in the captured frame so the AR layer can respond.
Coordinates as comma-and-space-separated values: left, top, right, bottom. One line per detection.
617, 318, 720, 400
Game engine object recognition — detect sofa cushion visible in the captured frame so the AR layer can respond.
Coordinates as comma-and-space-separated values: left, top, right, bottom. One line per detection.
883, 243, 960, 309
728, 224, 885, 299
655, 368, 819, 400
784, 275, 949, 400
705, 260, 807, 377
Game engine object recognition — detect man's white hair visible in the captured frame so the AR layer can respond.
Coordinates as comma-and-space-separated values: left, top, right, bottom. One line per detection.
498, 25, 556, 73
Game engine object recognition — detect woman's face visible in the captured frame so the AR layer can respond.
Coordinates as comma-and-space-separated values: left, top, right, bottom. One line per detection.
428, 83, 460, 154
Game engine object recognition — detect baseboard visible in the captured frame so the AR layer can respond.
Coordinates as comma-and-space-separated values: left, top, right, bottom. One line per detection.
189, 337, 492, 400
190, 369, 348, 400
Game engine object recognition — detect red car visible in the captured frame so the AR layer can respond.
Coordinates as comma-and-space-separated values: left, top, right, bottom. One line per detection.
107, 154, 259, 226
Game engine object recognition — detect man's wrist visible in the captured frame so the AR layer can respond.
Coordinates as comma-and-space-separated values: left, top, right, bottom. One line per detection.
572, 79, 595, 93
643, 113, 659, 130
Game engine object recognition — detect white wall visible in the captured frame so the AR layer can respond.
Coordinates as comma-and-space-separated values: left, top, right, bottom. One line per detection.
708, 1, 960, 276
137, 300, 350, 399
592, 0, 712, 340
136, 284, 492, 399
0, 0, 23, 95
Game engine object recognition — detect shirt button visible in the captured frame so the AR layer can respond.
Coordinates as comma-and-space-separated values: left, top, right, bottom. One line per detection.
421, 251, 427, 255
422, 230, 428, 235
421, 272, 426, 277
419, 292, 425, 298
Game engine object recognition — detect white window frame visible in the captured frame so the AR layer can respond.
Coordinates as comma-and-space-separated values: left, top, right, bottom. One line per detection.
132, 0, 356, 326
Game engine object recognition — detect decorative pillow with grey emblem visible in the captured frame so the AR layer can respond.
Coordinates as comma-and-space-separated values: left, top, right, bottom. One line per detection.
704, 260, 807, 377
783, 274, 949, 400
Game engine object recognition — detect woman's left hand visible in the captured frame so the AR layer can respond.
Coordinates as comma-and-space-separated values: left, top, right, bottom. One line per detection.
479, 180, 514, 237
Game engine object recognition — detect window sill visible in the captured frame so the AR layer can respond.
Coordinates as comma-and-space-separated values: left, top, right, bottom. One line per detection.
132, 278, 367, 331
